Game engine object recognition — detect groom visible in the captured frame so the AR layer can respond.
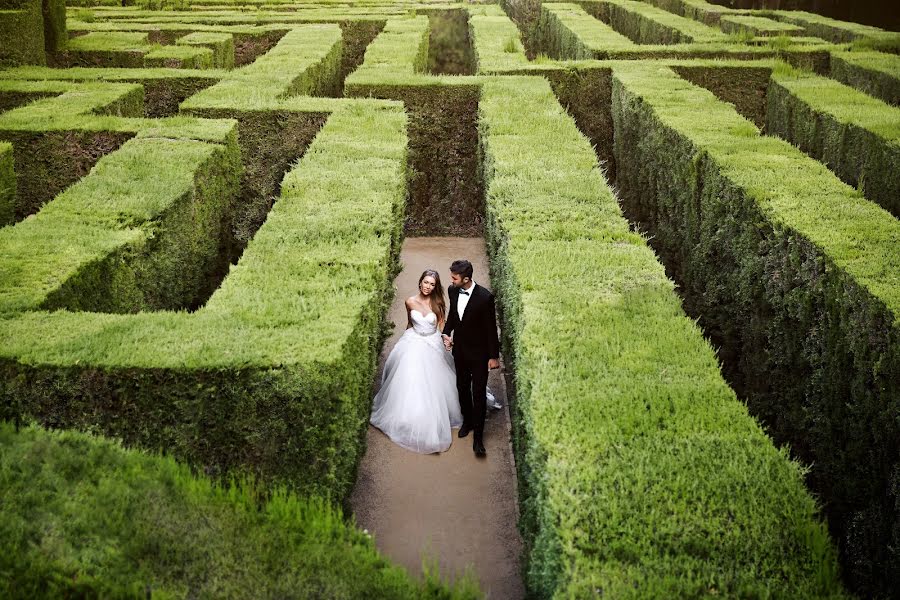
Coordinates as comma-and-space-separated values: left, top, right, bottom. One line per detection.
442, 259, 500, 458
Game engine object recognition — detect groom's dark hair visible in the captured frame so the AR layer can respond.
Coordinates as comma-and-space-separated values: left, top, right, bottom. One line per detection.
450, 259, 473, 280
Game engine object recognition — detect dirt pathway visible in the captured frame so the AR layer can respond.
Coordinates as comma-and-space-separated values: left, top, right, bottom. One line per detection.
350, 237, 524, 599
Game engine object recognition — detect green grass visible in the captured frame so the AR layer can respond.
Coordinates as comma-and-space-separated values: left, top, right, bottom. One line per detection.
768, 69, 900, 217
612, 63, 899, 598
480, 74, 844, 599
0, 423, 478, 599
344, 16, 431, 88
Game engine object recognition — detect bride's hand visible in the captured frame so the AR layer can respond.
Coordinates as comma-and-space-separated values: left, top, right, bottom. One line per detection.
442, 334, 453, 350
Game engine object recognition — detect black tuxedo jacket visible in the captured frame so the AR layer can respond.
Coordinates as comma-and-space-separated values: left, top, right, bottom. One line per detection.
443, 283, 500, 363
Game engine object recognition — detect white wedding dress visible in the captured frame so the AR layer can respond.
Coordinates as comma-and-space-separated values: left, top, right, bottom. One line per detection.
370, 309, 463, 453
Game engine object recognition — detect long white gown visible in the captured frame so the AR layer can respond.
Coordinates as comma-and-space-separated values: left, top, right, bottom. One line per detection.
370, 309, 463, 453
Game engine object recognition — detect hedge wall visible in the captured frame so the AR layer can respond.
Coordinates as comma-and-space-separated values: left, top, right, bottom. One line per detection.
0, 130, 240, 314
345, 17, 484, 236
176, 31, 235, 69
767, 69, 900, 218
0, 81, 144, 221
0, 0, 45, 66
0, 423, 474, 599
586, 0, 727, 45
480, 75, 844, 598
0, 141, 13, 225
0, 100, 407, 501
611, 63, 899, 598
41, 0, 66, 52
536, 3, 635, 60
830, 50, 900, 106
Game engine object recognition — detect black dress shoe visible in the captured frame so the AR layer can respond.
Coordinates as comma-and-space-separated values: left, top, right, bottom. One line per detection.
473, 438, 486, 457
458, 424, 472, 438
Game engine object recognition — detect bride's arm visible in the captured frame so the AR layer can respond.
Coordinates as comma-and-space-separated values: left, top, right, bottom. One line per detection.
404, 297, 414, 329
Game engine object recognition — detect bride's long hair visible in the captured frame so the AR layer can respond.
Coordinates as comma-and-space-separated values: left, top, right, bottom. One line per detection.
419, 269, 446, 325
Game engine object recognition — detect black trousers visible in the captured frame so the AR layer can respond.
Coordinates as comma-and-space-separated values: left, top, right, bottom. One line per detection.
455, 356, 488, 439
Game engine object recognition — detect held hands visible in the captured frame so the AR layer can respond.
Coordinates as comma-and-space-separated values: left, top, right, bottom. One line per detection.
488, 358, 500, 370
442, 334, 453, 351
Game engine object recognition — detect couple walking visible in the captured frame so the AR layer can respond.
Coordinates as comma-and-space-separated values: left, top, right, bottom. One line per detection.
370, 259, 500, 457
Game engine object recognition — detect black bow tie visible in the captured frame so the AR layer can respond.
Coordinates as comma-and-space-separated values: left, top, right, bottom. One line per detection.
459, 289, 470, 295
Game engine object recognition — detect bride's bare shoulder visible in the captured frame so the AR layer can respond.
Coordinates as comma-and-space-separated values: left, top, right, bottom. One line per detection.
404, 296, 417, 310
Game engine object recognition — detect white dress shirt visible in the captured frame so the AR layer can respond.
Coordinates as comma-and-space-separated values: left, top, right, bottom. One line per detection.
457, 281, 476, 320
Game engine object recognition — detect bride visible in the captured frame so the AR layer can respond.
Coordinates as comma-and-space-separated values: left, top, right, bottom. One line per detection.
370, 269, 463, 454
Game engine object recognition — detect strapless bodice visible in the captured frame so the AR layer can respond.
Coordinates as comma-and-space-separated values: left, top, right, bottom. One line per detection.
410, 309, 438, 336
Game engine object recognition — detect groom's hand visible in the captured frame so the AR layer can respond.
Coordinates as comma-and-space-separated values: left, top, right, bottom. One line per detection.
488, 358, 500, 370
442, 334, 453, 350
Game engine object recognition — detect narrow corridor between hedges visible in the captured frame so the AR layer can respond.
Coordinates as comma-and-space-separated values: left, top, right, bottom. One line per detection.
349, 237, 524, 599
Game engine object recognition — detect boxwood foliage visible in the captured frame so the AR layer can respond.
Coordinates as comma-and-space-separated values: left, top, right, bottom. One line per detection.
767, 69, 900, 218
345, 16, 483, 236
0, 0, 46, 66
535, 3, 635, 60
0, 423, 478, 599
0, 141, 14, 225
611, 63, 899, 598
182, 25, 342, 254
41, 0, 66, 52
0, 99, 407, 501
830, 50, 900, 106
583, 0, 727, 45
480, 75, 844, 599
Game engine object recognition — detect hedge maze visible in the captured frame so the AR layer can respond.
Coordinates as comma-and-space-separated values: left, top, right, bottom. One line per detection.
0, 0, 898, 597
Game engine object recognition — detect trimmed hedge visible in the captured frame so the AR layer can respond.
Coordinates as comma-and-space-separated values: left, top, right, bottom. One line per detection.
182, 26, 342, 249
0, 0, 45, 66
769, 10, 900, 53
587, 0, 728, 45
41, 0, 66, 52
642, 0, 739, 25
0, 100, 408, 500
0, 80, 144, 220
480, 74, 844, 598
830, 50, 900, 106
346, 16, 483, 236
182, 24, 343, 110
611, 63, 899, 598
177, 31, 235, 68
64, 31, 150, 68
0, 129, 240, 314
767, 69, 900, 218
719, 14, 804, 37
144, 44, 214, 69
467, 4, 530, 74
0, 423, 475, 599
536, 3, 635, 60
0, 141, 13, 225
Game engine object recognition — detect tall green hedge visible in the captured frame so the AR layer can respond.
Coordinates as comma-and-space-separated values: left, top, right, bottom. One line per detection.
830, 50, 900, 106
536, 3, 635, 60
480, 75, 844, 599
0, 0, 45, 66
767, 69, 900, 218
41, 0, 66, 52
0, 141, 14, 225
0, 97, 407, 501
0, 423, 476, 599
611, 63, 899, 598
